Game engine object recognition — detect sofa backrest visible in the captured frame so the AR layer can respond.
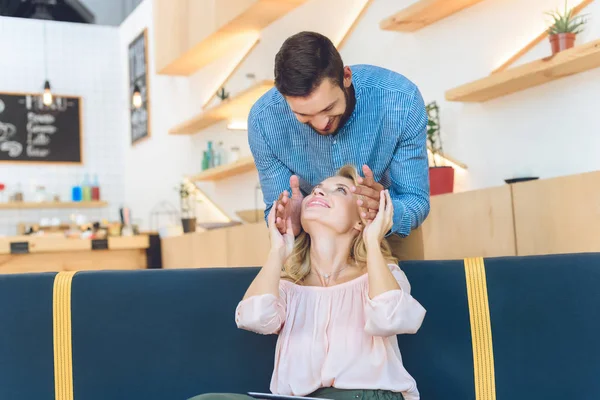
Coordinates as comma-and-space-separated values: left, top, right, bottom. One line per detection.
1, 253, 599, 400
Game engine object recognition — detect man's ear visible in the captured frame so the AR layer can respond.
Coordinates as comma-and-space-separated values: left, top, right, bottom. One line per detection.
343, 66, 352, 88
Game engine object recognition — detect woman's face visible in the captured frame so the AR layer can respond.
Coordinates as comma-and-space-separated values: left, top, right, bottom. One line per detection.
301, 176, 362, 234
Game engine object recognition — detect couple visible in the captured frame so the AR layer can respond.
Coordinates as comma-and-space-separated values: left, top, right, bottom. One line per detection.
192, 165, 427, 400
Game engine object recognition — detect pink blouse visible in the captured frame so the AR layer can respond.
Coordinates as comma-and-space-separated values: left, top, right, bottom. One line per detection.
235, 264, 426, 400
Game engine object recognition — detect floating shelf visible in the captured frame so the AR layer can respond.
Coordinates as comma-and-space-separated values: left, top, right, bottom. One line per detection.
446, 39, 600, 102
380, 0, 486, 32
169, 80, 274, 135
190, 156, 256, 182
0, 201, 108, 210
156, 0, 309, 76
491, 0, 593, 74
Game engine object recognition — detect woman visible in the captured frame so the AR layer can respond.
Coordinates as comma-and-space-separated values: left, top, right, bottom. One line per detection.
195, 165, 426, 400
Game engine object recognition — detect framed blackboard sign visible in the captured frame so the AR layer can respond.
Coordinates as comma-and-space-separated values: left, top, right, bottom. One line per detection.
0, 92, 82, 164
128, 28, 151, 145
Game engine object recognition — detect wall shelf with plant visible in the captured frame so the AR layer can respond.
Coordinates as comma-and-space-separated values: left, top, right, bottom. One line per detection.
447, 1, 597, 102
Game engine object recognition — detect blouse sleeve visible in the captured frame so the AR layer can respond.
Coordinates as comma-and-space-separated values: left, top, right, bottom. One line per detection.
235, 285, 287, 335
364, 264, 426, 337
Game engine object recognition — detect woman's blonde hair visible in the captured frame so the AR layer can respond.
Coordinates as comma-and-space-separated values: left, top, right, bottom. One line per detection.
281, 164, 398, 283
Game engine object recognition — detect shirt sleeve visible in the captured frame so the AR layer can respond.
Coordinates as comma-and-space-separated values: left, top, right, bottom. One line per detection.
388, 87, 431, 237
364, 264, 426, 337
235, 286, 287, 335
247, 111, 293, 225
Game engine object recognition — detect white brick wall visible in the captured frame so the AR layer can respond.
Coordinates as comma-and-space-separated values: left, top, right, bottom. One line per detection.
0, 17, 125, 236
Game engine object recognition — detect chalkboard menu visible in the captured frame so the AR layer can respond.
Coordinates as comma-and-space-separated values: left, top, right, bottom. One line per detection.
0, 92, 82, 163
128, 28, 151, 145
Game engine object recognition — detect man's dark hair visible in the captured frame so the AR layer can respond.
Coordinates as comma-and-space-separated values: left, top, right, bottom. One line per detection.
274, 31, 344, 97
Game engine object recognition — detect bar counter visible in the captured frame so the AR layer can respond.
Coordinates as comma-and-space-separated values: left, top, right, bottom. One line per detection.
0, 235, 150, 274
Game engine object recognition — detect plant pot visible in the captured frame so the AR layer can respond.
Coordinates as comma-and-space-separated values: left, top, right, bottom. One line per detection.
181, 217, 197, 233
549, 33, 576, 55
429, 166, 454, 196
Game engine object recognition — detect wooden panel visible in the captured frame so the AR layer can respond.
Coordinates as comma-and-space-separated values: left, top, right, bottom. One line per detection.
512, 171, 600, 256
0, 201, 107, 210
161, 233, 195, 269
161, 223, 269, 269
492, 0, 594, 74
446, 39, 600, 102
108, 235, 150, 250
422, 185, 516, 260
0, 250, 146, 275
236, 209, 263, 223
28, 237, 91, 253
226, 223, 270, 267
380, 0, 486, 32
190, 156, 256, 181
156, 0, 308, 76
169, 81, 273, 134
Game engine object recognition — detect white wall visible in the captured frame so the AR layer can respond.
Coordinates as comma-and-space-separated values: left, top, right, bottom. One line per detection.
0, 17, 124, 236
3, 0, 596, 235
344, 0, 600, 189
119, 0, 600, 230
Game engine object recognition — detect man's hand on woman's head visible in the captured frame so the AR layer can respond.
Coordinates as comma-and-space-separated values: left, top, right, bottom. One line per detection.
275, 175, 303, 237
351, 164, 385, 223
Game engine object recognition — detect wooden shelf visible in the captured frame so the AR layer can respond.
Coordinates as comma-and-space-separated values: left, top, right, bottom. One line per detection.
380, 0, 486, 32
446, 39, 600, 102
156, 0, 308, 76
169, 80, 273, 135
0, 201, 108, 210
491, 0, 593, 74
190, 156, 256, 182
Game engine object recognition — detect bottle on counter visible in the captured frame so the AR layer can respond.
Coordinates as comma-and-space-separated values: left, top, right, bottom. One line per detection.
201, 151, 209, 171
91, 174, 100, 201
71, 178, 82, 202
214, 141, 225, 166
207, 141, 214, 168
82, 173, 92, 201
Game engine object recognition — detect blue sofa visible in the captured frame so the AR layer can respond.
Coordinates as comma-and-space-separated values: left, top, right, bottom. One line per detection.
1, 253, 599, 400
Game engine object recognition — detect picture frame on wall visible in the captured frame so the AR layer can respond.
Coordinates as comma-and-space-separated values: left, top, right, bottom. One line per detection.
0, 91, 83, 164
128, 28, 150, 145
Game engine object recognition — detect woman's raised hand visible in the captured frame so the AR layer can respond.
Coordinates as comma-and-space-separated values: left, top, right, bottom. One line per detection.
362, 190, 393, 248
268, 201, 295, 261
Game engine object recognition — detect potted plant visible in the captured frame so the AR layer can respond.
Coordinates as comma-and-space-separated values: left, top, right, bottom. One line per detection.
176, 177, 202, 233
426, 101, 454, 196
546, 1, 587, 55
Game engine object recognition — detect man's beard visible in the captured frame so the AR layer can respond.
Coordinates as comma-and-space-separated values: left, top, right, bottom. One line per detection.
309, 83, 356, 136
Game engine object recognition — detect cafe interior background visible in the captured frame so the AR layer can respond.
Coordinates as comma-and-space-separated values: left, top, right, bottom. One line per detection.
1, 0, 599, 272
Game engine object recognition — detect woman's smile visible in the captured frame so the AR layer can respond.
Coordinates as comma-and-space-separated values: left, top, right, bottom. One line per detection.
306, 198, 331, 209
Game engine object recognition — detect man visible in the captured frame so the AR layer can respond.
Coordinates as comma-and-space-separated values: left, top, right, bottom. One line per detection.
248, 31, 430, 259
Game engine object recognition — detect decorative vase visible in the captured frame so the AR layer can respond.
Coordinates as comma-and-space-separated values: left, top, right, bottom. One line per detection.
549, 33, 576, 55
181, 217, 197, 233
429, 166, 454, 196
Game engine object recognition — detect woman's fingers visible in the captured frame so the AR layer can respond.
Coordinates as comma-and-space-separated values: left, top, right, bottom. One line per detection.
285, 216, 293, 236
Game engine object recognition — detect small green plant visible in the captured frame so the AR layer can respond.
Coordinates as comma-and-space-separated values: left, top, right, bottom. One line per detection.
175, 178, 202, 218
546, 1, 587, 35
216, 87, 230, 101
425, 101, 442, 167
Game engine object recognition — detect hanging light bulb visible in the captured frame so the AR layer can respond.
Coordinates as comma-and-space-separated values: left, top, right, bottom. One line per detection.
42, 80, 53, 107
132, 84, 142, 108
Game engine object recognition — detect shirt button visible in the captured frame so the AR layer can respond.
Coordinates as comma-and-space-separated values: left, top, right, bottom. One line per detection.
333, 140, 337, 144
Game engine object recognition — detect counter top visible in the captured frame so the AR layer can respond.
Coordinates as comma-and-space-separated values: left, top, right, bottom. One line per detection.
0, 235, 150, 255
